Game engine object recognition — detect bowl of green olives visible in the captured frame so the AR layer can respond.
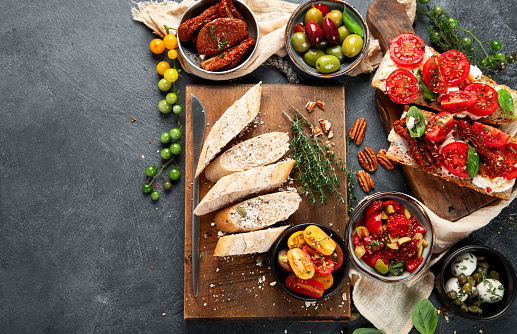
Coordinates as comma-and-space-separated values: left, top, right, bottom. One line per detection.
437, 245, 516, 320
285, 0, 369, 78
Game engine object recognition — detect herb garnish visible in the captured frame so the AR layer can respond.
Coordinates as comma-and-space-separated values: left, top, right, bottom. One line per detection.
209, 25, 229, 51
497, 89, 515, 118
388, 260, 406, 276
466, 144, 480, 178
406, 106, 426, 138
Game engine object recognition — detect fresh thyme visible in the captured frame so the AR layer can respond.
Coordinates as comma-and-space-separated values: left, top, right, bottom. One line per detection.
345, 136, 358, 213
209, 25, 229, 51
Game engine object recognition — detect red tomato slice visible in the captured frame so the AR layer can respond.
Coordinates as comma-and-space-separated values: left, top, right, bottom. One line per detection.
302, 244, 335, 275
438, 50, 470, 85
425, 112, 455, 142
440, 91, 478, 113
387, 214, 408, 238
286, 274, 324, 299
364, 212, 383, 234
492, 143, 517, 179
331, 244, 344, 271
473, 121, 510, 147
465, 83, 499, 116
440, 142, 470, 178
389, 33, 426, 66
386, 69, 419, 104
422, 56, 447, 93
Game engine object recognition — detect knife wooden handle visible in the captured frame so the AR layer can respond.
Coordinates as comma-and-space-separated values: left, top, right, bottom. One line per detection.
367, 0, 415, 53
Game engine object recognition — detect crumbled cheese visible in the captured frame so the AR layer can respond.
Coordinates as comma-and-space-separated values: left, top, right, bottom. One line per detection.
472, 175, 515, 193
407, 116, 416, 129
468, 65, 483, 81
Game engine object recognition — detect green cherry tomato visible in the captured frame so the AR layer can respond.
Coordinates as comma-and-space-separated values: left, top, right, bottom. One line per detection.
419, 0, 430, 4
142, 184, 153, 193
169, 128, 182, 140
487, 58, 497, 68
160, 148, 172, 160
498, 62, 507, 71
150, 191, 160, 200
173, 105, 183, 114
432, 6, 444, 17
315, 55, 340, 73
448, 17, 458, 28
337, 25, 351, 45
170, 143, 182, 155
145, 166, 156, 177
158, 78, 172, 91
158, 100, 172, 113
169, 168, 181, 180
291, 32, 311, 53
507, 55, 516, 64
430, 31, 440, 44
160, 131, 171, 144
303, 48, 326, 67
479, 58, 488, 67
325, 45, 345, 63
163, 181, 172, 190
494, 52, 505, 62
342, 34, 363, 58
166, 92, 178, 104
491, 40, 502, 51
461, 37, 472, 47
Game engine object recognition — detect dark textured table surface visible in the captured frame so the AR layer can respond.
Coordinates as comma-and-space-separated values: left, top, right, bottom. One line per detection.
1, 0, 516, 333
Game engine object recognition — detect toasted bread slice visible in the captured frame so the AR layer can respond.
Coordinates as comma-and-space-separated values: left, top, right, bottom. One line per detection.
372, 47, 517, 125
213, 226, 288, 256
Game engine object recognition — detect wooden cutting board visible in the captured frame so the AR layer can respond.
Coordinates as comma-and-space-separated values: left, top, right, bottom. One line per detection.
183, 84, 350, 321
367, 0, 496, 221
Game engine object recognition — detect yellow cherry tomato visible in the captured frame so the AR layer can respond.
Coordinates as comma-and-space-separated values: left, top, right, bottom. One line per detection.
150, 39, 165, 54
168, 49, 178, 60
313, 272, 334, 290
163, 34, 178, 50
156, 61, 170, 75
287, 231, 306, 249
164, 68, 178, 83
303, 225, 336, 256
287, 248, 315, 280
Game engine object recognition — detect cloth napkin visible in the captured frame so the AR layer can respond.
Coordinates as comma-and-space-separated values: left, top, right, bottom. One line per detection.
132, 1, 517, 333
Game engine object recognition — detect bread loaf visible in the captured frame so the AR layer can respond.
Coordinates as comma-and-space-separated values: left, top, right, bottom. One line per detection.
204, 132, 290, 183
193, 160, 295, 216
214, 191, 301, 233
213, 226, 289, 256
195, 82, 262, 178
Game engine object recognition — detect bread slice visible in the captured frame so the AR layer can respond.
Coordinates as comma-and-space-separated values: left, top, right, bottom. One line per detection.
213, 225, 289, 256
193, 160, 295, 216
195, 82, 262, 178
386, 108, 515, 200
204, 132, 290, 183
372, 46, 517, 125
214, 191, 301, 233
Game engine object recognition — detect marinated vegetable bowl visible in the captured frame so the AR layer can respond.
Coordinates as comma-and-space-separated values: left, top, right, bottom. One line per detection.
285, 0, 369, 78
271, 223, 348, 301
347, 192, 435, 283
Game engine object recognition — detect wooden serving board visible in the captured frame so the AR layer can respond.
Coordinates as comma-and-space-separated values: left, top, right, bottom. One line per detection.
367, 0, 496, 221
184, 84, 350, 321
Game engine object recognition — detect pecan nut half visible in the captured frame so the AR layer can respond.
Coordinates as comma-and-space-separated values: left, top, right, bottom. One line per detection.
356, 170, 374, 193
348, 118, 366, 145
358, 146, 378, 172
377, 149, 397, 170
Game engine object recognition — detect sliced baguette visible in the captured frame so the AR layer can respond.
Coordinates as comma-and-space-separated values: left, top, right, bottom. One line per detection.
386, 108, 515, 200
214, 191, 301, 233
372, 46, 517, 125
205, 132, 290, 183
195, 82, 262, 178
213, 226, 289, 256
194, 160, 295, 216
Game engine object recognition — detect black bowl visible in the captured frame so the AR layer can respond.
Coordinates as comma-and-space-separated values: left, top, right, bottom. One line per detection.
270, 223, 349, 301
437, 245, 516, 320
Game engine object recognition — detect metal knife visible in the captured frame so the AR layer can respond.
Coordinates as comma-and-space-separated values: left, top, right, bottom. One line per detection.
191, 93, 206, 297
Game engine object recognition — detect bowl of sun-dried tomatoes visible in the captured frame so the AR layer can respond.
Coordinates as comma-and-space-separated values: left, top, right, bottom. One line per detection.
178, 0, 259, 74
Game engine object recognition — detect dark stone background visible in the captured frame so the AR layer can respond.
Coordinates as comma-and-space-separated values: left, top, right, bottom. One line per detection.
1, 0, 516, 333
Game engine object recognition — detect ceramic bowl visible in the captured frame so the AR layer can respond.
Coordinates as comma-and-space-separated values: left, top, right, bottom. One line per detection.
436, 245, 516, 320
346, 192, 435, 283
270, 223, 349, 301
177, 0, 259, 74
284, 0, 370, 78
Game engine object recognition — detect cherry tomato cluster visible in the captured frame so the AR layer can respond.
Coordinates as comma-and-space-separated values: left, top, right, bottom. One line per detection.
353, 200, 428, 276
277, 225, 343, 299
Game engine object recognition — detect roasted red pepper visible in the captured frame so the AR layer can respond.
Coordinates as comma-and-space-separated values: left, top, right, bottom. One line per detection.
387, 214, 408, 237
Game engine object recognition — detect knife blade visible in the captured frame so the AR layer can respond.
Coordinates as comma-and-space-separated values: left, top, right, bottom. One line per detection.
191, 93, 206, 297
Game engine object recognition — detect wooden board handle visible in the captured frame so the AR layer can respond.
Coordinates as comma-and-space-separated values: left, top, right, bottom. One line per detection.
367, 0, 415, 53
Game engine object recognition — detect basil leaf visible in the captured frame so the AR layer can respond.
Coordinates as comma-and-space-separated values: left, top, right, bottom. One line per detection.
466, 144, 480, 179
497, 88, 515, 118
416, 69, 439, 100
406, 106, 426, 138
412, 299, 438, 334
343, 6, 364, 38
388, 260, 406, 276
353, 329, 385, 334
367, 240, 382, 250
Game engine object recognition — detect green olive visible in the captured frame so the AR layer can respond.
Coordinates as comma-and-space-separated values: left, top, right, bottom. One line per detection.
473, 300, 480, 307
304, 8, 323, 26
458, 273, 468, 286
304, 48, 325, 67
374, 259, 389, 274
325, 45, 345, 63
490, 270, 500, 281
476, 256, 486, 261
342, 34, 363, 58
338, 25, 352, 45
461, 282, 473, 294
468, 305, 483, 314
452, 299, 463, 306
325, 10, 343, 27
460, 303, 468, 312
467, 276, 476, 286
316, 55, 341, 73
469, 288, 479, 298
291, 32, 311, 53
472, 272, 483, 283
477, 267, 487, 277
447, 290, 458, 300
316, 39, 329, 50
478, 262, 489, 269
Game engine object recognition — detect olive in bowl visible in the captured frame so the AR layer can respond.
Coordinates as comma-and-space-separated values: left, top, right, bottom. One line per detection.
270, 223, 349, 301
285, 0, 370, 78
346, 192, 435, 284
437, 245, 516, 320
